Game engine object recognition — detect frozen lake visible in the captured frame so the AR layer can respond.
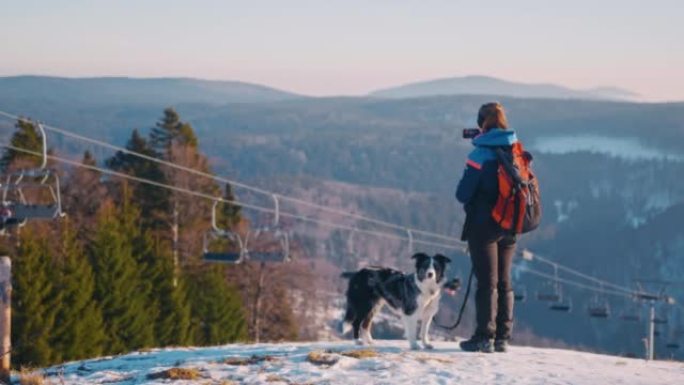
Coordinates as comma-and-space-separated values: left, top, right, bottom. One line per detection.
531, 135, 683, 162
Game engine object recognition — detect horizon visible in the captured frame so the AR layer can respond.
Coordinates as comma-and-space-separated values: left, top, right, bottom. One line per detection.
0, 73, 650, 100
2, 1, 683, 101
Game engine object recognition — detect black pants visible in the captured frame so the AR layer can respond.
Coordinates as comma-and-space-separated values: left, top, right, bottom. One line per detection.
467, 227, 516, 340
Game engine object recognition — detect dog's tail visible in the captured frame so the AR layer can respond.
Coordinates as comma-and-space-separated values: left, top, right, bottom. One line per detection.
338, 307, 354, 335
338, 273, 355, 335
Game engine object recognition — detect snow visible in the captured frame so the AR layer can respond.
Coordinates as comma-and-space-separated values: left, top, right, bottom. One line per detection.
33, 340, 683, 385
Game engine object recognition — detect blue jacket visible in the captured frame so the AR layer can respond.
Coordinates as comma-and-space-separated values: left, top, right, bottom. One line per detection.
456, 128, 518, 240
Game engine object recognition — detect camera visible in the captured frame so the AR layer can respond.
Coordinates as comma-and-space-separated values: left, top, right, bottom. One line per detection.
462, 128, 481, 139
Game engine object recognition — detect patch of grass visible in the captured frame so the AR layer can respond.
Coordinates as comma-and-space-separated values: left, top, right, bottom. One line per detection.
147, 367, 203, 381
266, 374, 314, 385
306, 351, 339, 366
413, 354, 456, 364
339, 349, 378, 359
223, 354, 278, 366
19, 370, 46, 385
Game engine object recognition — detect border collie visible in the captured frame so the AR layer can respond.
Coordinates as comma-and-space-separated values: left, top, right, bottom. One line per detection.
340, 253, 460, 350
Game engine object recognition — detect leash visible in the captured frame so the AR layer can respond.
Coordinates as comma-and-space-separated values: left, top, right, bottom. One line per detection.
435, 267, 474, 330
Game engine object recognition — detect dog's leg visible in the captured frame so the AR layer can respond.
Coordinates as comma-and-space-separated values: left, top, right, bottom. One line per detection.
420, 299, 440, 350
352, 318, 363, 345
362, 301, 384, 345
402, 314, 420, 350
361, 317, 373, 345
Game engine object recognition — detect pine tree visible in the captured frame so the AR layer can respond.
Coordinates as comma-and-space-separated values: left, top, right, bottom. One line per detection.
106, 129, 171, 230
0, 119, 43, 171
187, 266, 247, 345
154, 260, 193, 347
50, 220, 106, 362
11, 230, 58, 367
89, 201, 155, 354
150, 108, 198, 152
111, 187, 191, 347
148, 108, 224, 264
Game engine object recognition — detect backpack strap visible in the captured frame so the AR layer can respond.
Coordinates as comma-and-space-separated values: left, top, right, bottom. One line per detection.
493, 147, 526, 188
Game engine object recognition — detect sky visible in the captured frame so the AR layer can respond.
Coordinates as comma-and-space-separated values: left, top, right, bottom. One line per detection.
2, 0, 683, 101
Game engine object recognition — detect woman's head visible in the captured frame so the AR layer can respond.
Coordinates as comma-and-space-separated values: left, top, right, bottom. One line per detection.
477, 102, 508, 131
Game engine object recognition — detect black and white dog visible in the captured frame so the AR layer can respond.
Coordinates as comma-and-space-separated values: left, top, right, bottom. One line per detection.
340, 253, 460, 350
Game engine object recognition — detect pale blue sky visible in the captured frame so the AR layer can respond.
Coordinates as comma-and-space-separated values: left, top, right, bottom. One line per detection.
2, 0, 683, 100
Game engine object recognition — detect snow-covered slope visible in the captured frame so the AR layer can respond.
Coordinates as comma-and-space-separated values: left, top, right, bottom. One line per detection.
31, 341, 682, 385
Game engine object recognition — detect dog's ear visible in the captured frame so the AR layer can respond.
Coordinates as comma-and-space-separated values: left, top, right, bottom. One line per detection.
411, 252, 429, 260
434, 254, 452, 264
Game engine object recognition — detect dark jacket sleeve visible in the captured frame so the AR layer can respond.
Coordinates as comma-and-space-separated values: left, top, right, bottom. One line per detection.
456, 164, 482, 204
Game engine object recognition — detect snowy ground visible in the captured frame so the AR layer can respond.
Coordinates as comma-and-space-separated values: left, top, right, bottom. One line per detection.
30, 340, 684, 385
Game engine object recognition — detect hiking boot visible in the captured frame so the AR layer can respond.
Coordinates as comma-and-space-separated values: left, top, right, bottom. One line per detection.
494, 339, 509, 353
459, 336, 494, 353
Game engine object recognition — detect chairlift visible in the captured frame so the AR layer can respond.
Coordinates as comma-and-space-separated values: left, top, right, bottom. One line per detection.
536, 290, 561, 302
202, 194, 291, 264
653, 316, 668, 325
587, 286, 611, 318
532, 263, 572, 312
244, 194, 290, 263
536, 264, 562, 302
514, 285, 527, 303
588, 305, 610, 318
666, 342, 680, 350
0, 123, 65, 231
549, 296, 573, 312
202, 200, 247, 264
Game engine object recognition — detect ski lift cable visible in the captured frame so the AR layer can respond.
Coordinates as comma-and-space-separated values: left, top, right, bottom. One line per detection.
528, 252, 636, 295
519, 266, 634, 299
0, 142, 464, 251
0, 110, 463, 246
521, 266, 671, 303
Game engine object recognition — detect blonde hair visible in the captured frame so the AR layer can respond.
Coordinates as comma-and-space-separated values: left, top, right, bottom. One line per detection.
477, 102, 509, 131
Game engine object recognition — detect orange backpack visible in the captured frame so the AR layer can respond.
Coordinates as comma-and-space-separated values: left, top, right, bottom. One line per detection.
491, 143, 542, 234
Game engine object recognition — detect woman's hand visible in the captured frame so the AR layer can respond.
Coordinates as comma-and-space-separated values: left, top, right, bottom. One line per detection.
442, 277, 461, 296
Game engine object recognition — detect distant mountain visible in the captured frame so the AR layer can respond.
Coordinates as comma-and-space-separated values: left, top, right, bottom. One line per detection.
0, 76, 302, 107
370, 75, 640, 101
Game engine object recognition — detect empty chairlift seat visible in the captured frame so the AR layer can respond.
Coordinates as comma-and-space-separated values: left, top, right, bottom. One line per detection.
10, 203, 62, 220
203, 251, 244, 263
201, 196, 291, 264
0, 122, 65, 225
549, 298, 573, 312
587, 294, 611, 318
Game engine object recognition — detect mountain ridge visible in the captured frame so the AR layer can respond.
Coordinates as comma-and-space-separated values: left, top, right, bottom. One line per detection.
0, 75, 303, 106
370, 75, 640, 101
0, 75, 644, 105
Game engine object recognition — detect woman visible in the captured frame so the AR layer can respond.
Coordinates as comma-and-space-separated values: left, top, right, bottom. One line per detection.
456, 102, 517, 353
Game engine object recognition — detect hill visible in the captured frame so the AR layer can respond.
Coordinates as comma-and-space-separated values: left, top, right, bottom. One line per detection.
29, 340, 683, 384
0, 76, 302, 107
370, 75, 639, 101
1, 90, 683, 359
